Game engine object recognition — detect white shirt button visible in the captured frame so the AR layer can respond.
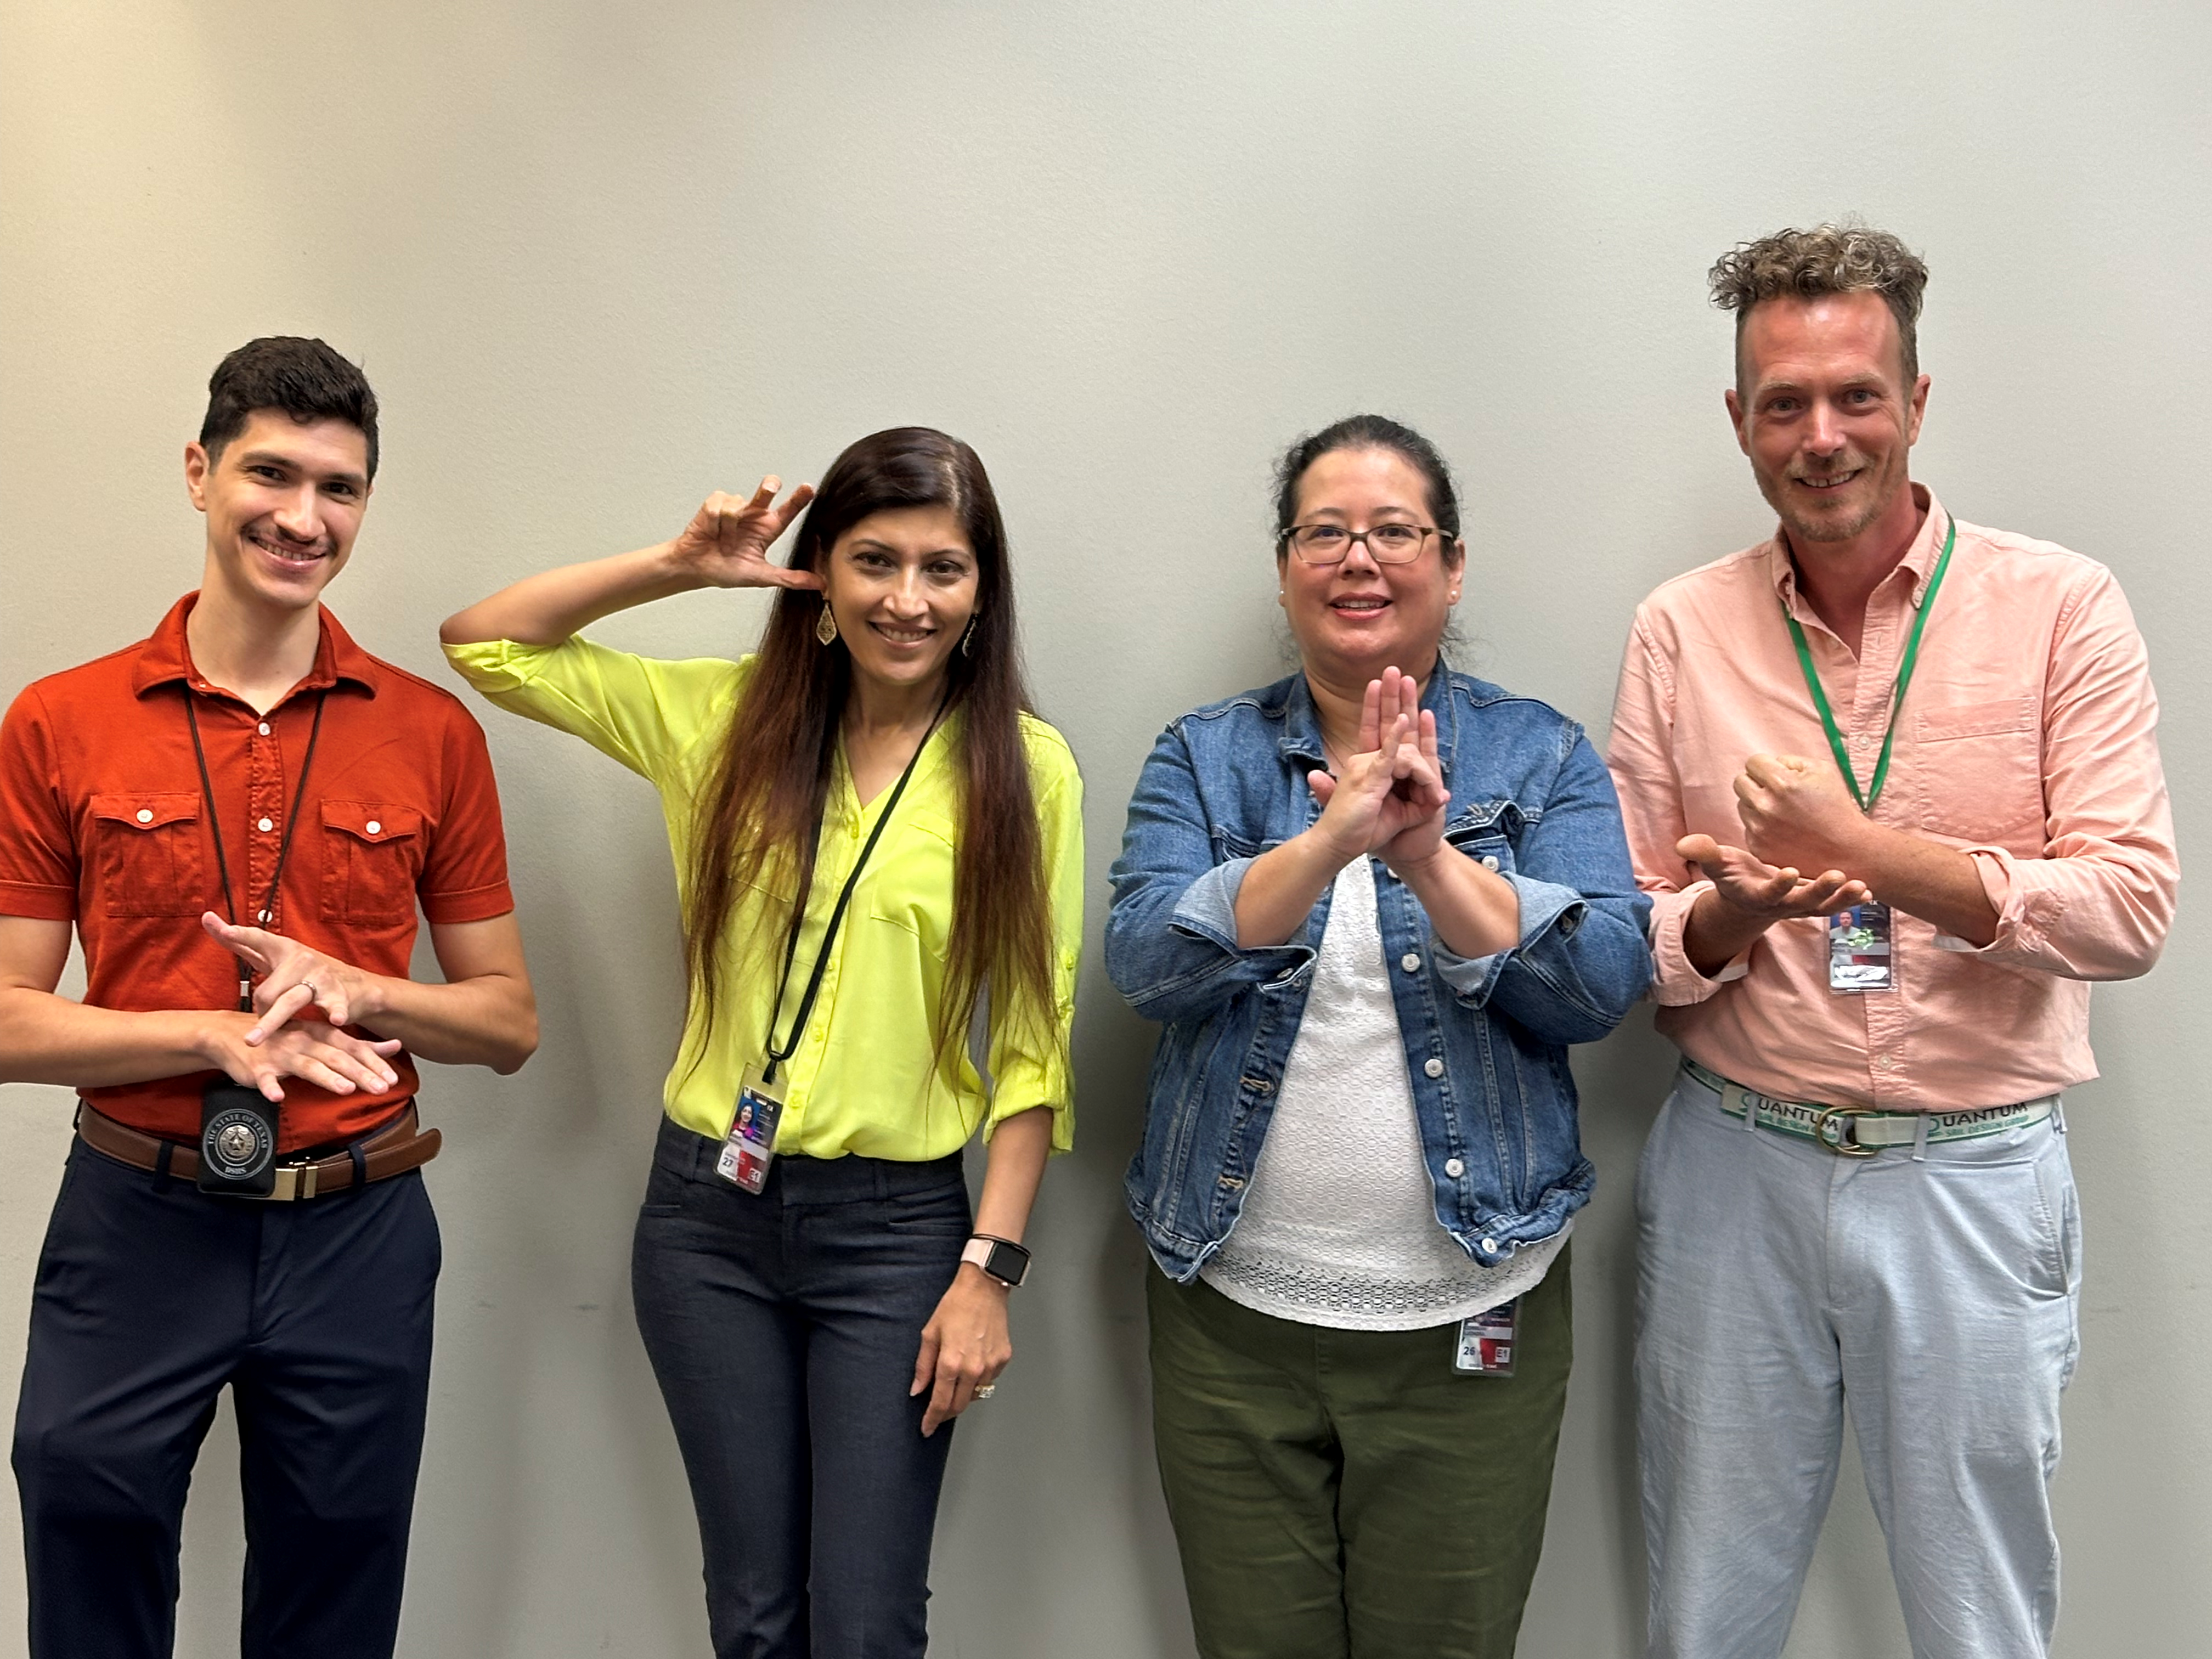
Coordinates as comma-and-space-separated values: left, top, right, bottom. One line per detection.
257, 722, 270, 736
135, 808, 153, 823
1443, 1156, 1465, 1178
1481, 855, 1500, 870
257, 816, 274, 832
366, 820, 382, 836
258, 910, 271, 923
1400, 953, 1422, 973
1424, 1057, 1445, 1078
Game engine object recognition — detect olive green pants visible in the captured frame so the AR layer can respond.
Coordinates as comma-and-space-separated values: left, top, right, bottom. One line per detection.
1147, 1248, 1573, 1659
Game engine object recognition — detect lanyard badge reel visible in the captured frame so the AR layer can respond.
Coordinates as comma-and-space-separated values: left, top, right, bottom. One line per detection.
186, 689, 326, 1196
1781, 518, 1954, 998
717, 703, 944, 1194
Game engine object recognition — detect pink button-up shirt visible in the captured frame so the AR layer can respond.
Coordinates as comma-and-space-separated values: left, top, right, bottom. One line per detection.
1606, 487, 2177, 1110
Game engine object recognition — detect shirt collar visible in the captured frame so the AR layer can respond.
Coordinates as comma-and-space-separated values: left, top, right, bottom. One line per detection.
130, 591, 381, 704
1765, 482, 1949, 617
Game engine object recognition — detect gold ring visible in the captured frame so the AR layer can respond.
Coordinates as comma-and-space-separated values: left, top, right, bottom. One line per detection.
973, 1384, 997, 1400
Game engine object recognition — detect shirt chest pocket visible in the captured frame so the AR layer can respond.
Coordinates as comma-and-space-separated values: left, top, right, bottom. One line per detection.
866, 808, 959, 959
91, 793, 206, 917
320, 802, 425, 924
1911, 697, 2044, 846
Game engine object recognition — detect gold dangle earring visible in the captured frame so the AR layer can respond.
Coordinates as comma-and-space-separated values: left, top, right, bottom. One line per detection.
816, 603, 839, 647
960, 615, 979, 657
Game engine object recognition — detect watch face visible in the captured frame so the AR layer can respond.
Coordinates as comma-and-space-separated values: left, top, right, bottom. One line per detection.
984, 1239, 1029, 1286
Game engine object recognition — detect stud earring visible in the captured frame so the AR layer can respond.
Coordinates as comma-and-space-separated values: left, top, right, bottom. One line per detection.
815, 605, 838, 646
961, 616, 979, 657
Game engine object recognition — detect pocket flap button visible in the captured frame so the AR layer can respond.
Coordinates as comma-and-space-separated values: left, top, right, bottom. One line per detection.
136, 808, 153, 824
366, 820, 381, 836
1482, 855, 1500, 870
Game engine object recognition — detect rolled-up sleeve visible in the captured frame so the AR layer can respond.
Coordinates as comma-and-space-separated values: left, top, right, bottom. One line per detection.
1434, 728, 1651, 1045
1105, 724, 1314, 1024
1947, 568, 2176, 980
986, 744, 1085, 1152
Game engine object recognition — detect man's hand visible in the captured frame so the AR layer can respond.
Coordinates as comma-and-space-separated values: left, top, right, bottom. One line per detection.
201, 913, 385, 1040
199, 1010, 402, 1103
1732, 753, 1870, 877
1677, 832, 1871, 979
1678, 834, 1870, 923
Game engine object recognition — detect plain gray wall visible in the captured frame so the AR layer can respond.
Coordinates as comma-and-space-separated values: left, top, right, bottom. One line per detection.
2, 3, 2205, 1655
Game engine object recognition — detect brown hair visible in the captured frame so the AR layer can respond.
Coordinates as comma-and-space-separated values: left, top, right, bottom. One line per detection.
682, 428, 1059, 1083
201, 336, 381, 478
1709, 222, 1930, 388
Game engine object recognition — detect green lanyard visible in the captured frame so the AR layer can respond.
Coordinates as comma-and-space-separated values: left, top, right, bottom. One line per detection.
1782, 515, 1955, 814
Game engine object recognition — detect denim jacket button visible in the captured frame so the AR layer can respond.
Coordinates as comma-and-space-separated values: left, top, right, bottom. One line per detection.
1400, 952, 1422, 973
1444, 1157, 1465, 1178
1479, 1236, 1498, 1253
1481, 855, 1500, 870
1424, 1057, 1444, 1078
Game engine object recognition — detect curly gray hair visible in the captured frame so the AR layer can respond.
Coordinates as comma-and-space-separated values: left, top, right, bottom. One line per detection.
1710, 223, 1929, 386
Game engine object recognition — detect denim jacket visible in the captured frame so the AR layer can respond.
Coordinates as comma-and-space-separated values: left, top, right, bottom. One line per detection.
1107, 665, 1652, 1282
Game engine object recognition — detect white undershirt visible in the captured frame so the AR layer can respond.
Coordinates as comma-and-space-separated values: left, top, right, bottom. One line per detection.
1201, 859, 1567, 1331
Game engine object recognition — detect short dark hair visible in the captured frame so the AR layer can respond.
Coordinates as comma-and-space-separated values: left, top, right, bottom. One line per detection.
1709, 223, 1929, 390
1273, 414, 1462, 550
199, 336, 380, 479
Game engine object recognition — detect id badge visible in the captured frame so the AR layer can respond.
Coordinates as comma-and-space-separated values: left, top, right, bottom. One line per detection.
1827, 900, 1894, 994
716, 1070, 785, 1193
1453, 1300, 1518, 1377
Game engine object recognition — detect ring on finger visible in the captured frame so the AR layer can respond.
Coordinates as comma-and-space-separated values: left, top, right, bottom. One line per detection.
973, 1384, 997, 1400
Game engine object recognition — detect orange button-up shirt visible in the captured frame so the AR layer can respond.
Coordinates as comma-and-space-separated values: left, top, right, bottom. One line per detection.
1606, 488, 2177, 1110
0, 594, 516, 1148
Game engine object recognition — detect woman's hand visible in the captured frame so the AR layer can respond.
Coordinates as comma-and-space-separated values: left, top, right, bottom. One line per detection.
911, 1264, 1013, 1437
1308, 668, 1449, 864
665, 478, 823, 590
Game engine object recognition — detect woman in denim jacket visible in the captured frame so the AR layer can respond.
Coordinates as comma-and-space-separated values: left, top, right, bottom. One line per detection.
1107, 416, 1650, 1659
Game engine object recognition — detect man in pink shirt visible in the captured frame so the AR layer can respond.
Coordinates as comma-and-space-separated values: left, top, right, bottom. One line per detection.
1607, 224, 2177, 1659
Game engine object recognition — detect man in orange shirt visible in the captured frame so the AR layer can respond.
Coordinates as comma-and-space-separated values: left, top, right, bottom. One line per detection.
1607, 226, 2177, 1659
0, 337, 538, 1658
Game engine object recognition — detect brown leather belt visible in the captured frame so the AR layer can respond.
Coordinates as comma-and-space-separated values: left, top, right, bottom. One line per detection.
76, 1103, 441, 1200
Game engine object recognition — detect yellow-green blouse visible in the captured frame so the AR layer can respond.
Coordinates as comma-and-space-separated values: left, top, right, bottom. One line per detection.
445, 636, 1081, 1159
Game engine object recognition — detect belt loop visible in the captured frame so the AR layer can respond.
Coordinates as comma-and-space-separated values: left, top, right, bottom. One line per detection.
2052, 1097, 2068, 1136
1739, 1086, 1759, 1133
152, 1139, 174, 1188
346, 1142, 368, 1197
1911, 1111, 1931, 1163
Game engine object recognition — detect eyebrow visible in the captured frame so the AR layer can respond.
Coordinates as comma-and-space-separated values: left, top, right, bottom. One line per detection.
234, 448, 369, 491
847, 538, 973, 558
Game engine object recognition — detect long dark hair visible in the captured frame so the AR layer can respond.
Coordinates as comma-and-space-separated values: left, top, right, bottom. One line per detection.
683, 427, 1058, 1083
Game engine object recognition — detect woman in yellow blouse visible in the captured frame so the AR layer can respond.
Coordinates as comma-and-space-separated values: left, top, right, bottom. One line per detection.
441, 428, 1081, 1659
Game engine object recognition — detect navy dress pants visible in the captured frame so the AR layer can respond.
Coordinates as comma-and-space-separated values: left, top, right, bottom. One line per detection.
11, 1137, 441, 1659
631, 1117, 970, 1659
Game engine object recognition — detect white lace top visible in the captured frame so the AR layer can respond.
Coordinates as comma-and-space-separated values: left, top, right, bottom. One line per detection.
1201, 858, 1567, 1331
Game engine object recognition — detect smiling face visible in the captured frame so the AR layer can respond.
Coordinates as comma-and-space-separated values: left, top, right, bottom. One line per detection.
187, 409, 371, 616
1726, 290, 1929, 547
821, 504, 980, 700
1279, 446, 1464, 689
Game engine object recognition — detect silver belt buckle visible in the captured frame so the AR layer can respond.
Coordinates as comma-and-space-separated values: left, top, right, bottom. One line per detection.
1813, 1104, 1880, 1158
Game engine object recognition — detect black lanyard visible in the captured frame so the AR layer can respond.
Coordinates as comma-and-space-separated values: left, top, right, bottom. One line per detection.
185, 689, 328, 1011
758, 702, 945, 1086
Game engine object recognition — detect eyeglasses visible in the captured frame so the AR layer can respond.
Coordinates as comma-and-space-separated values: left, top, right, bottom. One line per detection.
1279, 522, 1440, 565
